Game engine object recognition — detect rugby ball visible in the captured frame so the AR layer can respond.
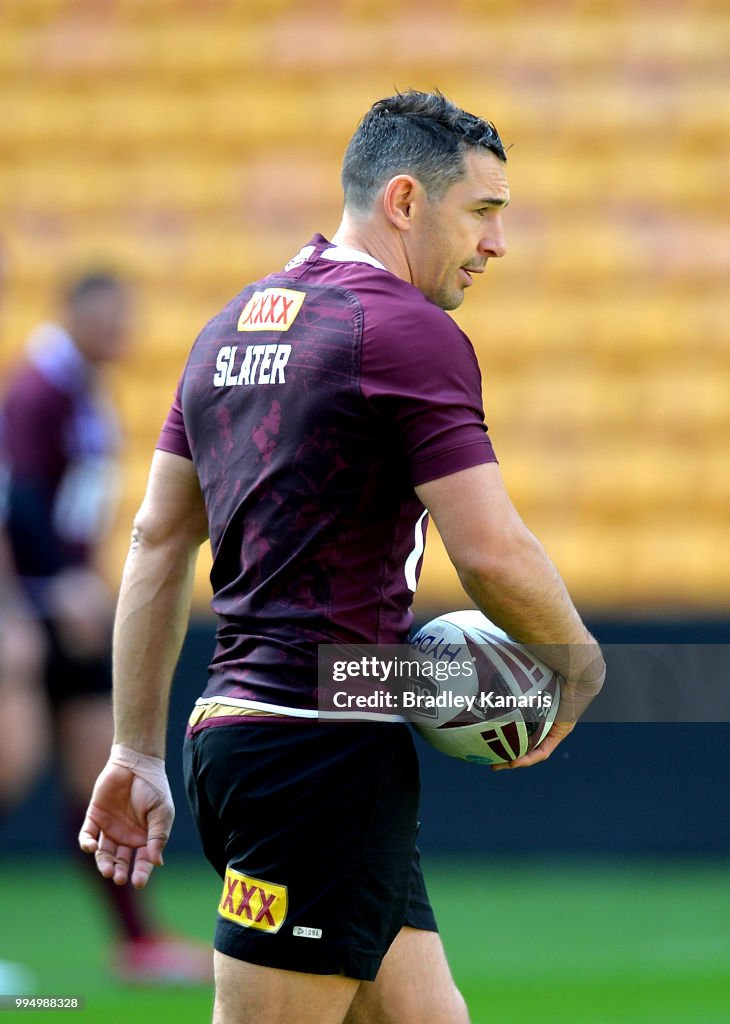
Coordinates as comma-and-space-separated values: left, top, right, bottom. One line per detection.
408, 610, 560, 765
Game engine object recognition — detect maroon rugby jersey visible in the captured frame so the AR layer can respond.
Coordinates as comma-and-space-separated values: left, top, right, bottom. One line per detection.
2, 324, 120, 611
158, 235, 497, 716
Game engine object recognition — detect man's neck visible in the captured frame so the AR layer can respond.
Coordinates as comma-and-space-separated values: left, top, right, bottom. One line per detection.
331, 216, 411, 286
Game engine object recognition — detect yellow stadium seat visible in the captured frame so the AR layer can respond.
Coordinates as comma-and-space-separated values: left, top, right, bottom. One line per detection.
1, 0, 726, 612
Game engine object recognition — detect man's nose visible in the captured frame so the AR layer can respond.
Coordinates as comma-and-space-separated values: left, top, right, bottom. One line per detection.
480, 215, 507, 258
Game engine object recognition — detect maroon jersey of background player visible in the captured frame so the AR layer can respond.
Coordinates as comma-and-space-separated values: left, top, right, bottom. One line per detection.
2, 324, 119, 609
158, 235, 497, 718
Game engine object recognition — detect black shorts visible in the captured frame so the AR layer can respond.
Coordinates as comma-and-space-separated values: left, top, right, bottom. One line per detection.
42, 618, 112, 705
183, 719, 437, 981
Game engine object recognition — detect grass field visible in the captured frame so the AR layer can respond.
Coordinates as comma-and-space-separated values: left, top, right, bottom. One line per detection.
1, 856, 729, 1023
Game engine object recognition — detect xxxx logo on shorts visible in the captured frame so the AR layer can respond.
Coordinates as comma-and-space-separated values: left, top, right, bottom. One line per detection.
218, 867, 288, 933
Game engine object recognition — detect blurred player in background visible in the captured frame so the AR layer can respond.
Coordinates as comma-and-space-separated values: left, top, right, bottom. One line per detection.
0, 241, 47, 819
0, 240, 46, 994
80, 92, 604, 1023
0, 271, 211, 984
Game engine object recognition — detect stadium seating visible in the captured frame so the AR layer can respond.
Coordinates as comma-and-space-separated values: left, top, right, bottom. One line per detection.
1, 0, 727, 613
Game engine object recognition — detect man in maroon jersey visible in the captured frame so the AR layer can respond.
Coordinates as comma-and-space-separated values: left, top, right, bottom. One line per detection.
1, 272, 211, 984
80, 92, 604, 1023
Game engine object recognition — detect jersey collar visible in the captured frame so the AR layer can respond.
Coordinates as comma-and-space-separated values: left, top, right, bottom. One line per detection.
320, 245, 388, 273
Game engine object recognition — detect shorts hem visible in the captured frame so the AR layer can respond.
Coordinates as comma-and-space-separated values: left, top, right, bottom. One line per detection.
214, 928, 384, 981
404, 900, 438, 933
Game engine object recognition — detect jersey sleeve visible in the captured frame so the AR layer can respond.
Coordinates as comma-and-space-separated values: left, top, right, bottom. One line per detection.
359, 292, 497, 487
3, 366, 69, 479
156, 377, 193, 459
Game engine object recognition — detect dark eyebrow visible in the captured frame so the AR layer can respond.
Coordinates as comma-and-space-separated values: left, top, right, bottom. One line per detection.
475, 196, 510, 209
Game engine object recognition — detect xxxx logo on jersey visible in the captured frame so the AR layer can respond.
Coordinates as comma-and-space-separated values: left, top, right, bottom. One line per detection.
237, 287, 305, 332
218, 867, 288, 933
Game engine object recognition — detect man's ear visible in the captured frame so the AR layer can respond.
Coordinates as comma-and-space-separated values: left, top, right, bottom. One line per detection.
382, 175, 420, 230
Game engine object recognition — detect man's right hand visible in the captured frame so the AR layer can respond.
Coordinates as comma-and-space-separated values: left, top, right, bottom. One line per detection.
79, 749, 175, 889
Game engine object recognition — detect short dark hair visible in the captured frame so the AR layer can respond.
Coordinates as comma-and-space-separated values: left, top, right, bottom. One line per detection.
64, 270, 123, 308
341, 90, 507, 216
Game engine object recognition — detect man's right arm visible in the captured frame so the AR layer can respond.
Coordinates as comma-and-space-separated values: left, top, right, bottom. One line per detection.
79, 449, 208, 886
416, 461, 604, 768
111, 449, 208, 758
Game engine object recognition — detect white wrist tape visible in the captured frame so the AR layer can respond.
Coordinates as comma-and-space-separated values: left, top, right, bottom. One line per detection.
559, 662, 607, 722
109, 743, 171, 801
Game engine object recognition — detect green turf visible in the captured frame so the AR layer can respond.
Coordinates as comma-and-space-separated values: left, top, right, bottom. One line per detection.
1, 857, 729, 1022
427, 860, 730, 1024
